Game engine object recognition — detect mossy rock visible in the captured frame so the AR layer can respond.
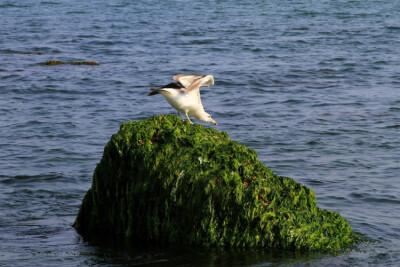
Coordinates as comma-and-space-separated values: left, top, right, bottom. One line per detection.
73, 114, 361, 252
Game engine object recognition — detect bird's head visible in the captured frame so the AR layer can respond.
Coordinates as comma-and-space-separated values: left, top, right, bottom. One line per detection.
202, 112, 217, 126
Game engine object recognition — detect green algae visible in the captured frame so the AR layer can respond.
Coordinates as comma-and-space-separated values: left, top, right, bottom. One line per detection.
73, 114, 361, 252
40, 60, 100, 66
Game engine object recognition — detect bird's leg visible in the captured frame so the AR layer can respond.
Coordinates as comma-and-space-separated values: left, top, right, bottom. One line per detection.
185, 112, 194, 124
177, 111, 184, 121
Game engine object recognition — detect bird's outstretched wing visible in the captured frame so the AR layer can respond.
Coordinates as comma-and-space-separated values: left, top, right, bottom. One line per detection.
173, 74, 205, 89
183, 75, 214, 94
173, 74, 214, 94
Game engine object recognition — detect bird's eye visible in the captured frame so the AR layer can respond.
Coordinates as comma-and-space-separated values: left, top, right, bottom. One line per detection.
208, 115, 211, 118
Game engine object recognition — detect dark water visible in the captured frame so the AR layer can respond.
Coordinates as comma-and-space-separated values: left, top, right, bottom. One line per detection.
1, 0, 399, 266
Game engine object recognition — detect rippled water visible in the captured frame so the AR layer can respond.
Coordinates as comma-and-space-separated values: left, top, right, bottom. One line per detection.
1, 0, 400, 266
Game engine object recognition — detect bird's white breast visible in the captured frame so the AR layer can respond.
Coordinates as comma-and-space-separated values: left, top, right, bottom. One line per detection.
161, 89, 201, 113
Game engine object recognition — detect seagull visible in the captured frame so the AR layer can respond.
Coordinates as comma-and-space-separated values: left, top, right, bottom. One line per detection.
147, 74, 217, 126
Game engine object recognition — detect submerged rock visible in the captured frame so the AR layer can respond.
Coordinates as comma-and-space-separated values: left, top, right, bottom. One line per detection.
73, 115, 360, 252
40, 60, 100, 66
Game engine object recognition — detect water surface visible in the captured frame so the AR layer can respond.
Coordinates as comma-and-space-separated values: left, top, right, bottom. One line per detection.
1, 0, 399, 266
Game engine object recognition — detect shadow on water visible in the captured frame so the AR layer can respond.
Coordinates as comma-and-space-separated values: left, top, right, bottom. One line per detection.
80, 233, 327, 266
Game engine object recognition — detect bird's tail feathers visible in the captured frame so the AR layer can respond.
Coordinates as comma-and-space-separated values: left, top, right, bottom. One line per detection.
147, 88, 159, 96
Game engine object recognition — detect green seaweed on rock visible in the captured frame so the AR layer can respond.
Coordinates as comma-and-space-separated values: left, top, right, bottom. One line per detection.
73, 114, 361, 252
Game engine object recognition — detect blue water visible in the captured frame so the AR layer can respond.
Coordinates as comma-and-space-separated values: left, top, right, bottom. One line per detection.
1, 0, 400, 266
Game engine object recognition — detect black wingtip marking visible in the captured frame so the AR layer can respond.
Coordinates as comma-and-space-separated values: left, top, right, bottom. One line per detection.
161, 82, 184, 89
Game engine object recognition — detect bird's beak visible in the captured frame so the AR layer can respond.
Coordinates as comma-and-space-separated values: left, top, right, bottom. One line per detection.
211, 120, 217, 126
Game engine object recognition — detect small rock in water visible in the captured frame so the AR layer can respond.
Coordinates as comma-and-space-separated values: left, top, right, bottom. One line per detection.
40, 60, 100, 66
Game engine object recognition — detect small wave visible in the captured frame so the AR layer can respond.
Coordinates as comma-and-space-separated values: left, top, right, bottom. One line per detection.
293, 9, 323, 17
302, 178, 325, 185
355, 194, 400, 205
107, 3, 130, 8
282, 99, 304, 104
40, 1, 61, 5
373, 60, 388, 65
0, 3, 30, 8
386, 26, 400, 31
0, 49, 41, 55
9, 87, 107, 96
188, 39, 218, 45
293, 27, 309, 31
0, 174, 65, 185
0, 48, 61, 55
384, 125, 400, 129
77, 34, 99, 39
65, 11, 87, 15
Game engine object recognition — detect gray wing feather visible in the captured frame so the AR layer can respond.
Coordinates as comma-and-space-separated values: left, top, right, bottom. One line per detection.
173, 74, 205, 88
